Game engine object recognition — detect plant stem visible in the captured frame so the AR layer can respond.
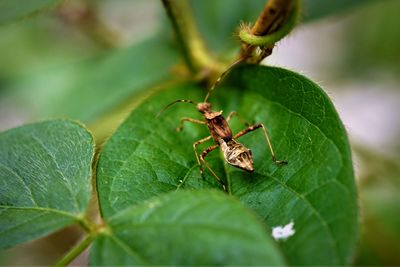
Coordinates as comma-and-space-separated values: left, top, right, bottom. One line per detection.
253, 0, 295, 35
53, 233, 96, 267
77, 215, 96, 233
161, 0, 224, 76
239, 0, 297, 63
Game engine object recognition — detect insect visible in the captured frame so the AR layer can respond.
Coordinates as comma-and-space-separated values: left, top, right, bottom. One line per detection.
158, 63, 287, 191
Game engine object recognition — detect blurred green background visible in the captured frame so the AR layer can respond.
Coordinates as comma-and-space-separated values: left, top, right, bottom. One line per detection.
0, 0, 399, 265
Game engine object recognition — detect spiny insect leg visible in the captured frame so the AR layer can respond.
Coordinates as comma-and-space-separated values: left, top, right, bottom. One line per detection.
200, 145, 228, 192
234, 123, 287, 164
226, 111, 250, 127
176, 117, 206, 132
193, 136, 212, 176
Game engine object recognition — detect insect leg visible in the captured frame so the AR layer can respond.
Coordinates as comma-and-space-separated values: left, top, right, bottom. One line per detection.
193, 136, 213, 176
234, 123, 287, 164
177, 117, 205, 132
200, 145, 227, 192
226, 111, 250, 127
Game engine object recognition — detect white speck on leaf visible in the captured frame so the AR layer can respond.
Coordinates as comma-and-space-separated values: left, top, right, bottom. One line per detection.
147, 199, 161, 209
272, 221, 295, 241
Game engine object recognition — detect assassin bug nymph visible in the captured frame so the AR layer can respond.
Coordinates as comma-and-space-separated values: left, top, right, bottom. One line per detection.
158, 62, 287, 191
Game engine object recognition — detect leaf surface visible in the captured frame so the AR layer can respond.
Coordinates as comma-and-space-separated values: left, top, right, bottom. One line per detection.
96, 65, 358, 264
90, 190, 285, 265
224, 65, 358, 265
0, 0, 61, 25
0, 120, 94, 248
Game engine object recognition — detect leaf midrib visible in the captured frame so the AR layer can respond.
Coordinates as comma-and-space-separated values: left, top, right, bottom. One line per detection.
0, 205, 81, 219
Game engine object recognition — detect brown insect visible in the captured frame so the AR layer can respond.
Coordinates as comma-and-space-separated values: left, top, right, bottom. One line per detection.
158, 64, 287, 191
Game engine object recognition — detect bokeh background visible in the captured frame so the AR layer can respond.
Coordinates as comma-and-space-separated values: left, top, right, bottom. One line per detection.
0, 0, 399, 265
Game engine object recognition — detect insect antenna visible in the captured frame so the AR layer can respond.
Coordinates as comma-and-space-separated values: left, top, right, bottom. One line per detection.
203, 57, 244, 103
156, 99, 196, 118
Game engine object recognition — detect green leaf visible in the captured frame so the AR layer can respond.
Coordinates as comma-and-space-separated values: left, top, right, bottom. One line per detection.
90, 190, 285, 265
0, 16, 101, 77
96, 65, 358, 264
7, 37, 179, 123
187, 0, 376, 52
225, 65, 358, 265
0, 0, 61, 25
0, 120, 94, 248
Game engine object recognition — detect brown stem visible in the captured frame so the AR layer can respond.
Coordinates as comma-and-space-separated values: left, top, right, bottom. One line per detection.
239, 0, 296, 63
252, 0, 295, 35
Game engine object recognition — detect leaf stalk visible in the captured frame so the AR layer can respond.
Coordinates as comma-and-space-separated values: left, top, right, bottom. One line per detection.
161, 0, 225, 76
53, 233, 96, 267
77, 215, 96, 233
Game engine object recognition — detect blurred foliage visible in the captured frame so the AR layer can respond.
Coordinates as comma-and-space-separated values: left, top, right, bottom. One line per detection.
354, 148, 400, 265
0, 1, 178, 126
6, 37, 178, 122
343, 0, 400, 78
0, 0, 61, 25
0, 16, 99, 78
0, 0, 383, 128
300, 0, 377, 21
335, 9, 400, 252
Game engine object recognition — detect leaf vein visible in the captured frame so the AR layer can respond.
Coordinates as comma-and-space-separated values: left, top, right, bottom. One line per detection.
30, 134, 80, 213
0, 162, 38, 206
